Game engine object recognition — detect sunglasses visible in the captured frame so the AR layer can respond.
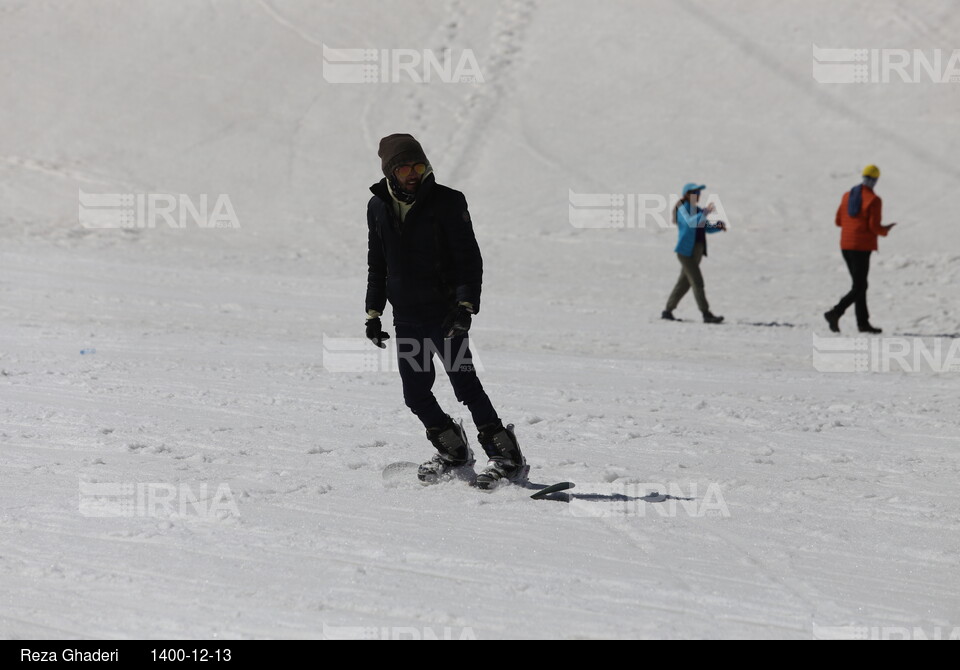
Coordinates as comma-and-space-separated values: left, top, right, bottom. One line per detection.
394, 163, 427, 179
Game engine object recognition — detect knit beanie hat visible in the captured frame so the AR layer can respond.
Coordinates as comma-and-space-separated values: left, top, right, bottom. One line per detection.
378, 134, 429, 177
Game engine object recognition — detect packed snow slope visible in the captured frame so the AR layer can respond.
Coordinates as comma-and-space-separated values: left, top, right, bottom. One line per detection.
1, 0, 959, 639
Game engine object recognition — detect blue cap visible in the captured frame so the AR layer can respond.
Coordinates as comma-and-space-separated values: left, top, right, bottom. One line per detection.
682, 183, 706, 197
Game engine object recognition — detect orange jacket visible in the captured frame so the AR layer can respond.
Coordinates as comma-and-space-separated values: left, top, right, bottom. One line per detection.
836, 186, 887, 251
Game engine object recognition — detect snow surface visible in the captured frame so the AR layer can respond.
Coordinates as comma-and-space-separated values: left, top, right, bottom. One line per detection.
1, 0, 959, 639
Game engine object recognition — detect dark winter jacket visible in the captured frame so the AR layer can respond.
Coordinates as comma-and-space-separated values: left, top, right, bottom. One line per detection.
366, 173, 483, 321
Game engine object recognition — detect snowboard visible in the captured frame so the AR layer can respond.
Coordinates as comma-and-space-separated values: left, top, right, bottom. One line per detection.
381, 460, 574, 500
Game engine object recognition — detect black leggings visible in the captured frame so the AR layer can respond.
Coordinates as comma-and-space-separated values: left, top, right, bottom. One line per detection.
833, 250, 871, 326
394, 318, 499, 431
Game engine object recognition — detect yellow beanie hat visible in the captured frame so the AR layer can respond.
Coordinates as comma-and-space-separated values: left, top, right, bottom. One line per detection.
862, 165, 881, 179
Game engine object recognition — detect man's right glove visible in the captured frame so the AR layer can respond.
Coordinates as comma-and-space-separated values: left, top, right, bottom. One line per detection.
441, 303, 474, 339
365, 317, 390, 349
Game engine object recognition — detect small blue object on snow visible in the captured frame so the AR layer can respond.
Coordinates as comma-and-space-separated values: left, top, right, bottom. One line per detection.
80, 348, 96, 355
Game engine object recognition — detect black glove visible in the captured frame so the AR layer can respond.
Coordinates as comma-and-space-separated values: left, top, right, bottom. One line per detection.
441, 304, 474, 339
365, 317, 390, 349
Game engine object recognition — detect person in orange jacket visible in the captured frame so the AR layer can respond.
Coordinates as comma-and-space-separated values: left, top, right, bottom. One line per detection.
824, 165, 897, 334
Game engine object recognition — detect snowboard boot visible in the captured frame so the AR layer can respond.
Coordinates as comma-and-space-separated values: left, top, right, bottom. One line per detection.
702, 311, 724, 324
858, 323, 882, 334
661, 310, 677, 321
824, 310, 841, 333
418, 416, 475, 484
475, 421, 529, 490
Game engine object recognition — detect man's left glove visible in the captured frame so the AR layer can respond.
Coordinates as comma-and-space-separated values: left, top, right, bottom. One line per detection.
441, 303, 474, 339
365, 317, 390, 349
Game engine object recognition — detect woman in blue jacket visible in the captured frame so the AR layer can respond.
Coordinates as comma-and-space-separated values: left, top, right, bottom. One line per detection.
662, 183, 726, 323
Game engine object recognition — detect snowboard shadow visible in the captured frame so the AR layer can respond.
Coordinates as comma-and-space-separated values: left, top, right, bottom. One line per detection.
893, 332, 960, 339
527, 486, 695, 505
571, 492, 695, 503
737, 321, 797, 328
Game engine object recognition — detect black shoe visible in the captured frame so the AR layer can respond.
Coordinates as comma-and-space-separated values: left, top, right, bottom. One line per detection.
475, 422, 528, 490
858, 324, 882, 334
419, 418, 475, 484
702, 311, 724, 324
824, 311, 841, 333
661, 310, 676, 321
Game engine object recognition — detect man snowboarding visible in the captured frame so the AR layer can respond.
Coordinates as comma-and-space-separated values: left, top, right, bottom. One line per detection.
824, 165, 897, 334
364, 133, 527, 489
